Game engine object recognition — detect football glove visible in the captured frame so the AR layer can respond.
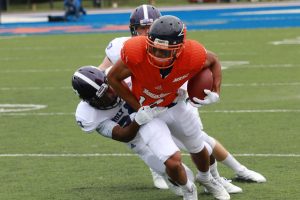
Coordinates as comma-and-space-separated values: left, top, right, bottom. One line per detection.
134, 106, 167, 125
189, 89, 220, 108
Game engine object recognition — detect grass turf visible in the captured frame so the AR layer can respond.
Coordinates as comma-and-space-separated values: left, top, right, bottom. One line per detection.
0, 28, 299, 199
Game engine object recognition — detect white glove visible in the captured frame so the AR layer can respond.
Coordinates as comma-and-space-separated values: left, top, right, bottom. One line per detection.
134, 106, 167, 125
189, 89, 220, 108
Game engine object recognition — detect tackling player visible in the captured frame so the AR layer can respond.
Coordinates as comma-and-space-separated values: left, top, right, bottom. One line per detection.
73, 66, 242, 200
72, 65, 196, 197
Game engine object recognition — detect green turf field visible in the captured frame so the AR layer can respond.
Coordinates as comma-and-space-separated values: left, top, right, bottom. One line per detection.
0, 28, 299, 200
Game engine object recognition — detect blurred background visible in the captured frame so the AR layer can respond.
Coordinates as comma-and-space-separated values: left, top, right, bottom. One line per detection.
0, 0, 290, 12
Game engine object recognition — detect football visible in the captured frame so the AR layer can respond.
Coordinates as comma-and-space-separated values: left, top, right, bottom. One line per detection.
187, 68, 213, 102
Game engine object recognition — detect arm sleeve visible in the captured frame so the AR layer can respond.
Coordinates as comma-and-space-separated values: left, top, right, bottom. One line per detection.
95, 119, 119, 138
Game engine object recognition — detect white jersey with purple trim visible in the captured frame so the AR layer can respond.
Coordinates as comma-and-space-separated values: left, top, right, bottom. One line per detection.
75, 99, 180, 175
105, 37, 130, 64
75, 100, 133, 136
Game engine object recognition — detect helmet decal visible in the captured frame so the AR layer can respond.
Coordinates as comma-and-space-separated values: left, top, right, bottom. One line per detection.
178, 24, 185, 37
142, 4, 149, 20
129, 4, 161, 36
73, 71, 100, 91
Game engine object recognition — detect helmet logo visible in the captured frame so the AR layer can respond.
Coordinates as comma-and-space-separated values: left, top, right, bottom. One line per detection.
178, 24, 185, 37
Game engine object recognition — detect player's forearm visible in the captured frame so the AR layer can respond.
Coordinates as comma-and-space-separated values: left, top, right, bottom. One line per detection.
98, 56, 113, 70
107, 60, 141, 111
211, 68, 221, 94
108, 77, 140, 111
207, 51, 222, 94
112, 121, 140, 142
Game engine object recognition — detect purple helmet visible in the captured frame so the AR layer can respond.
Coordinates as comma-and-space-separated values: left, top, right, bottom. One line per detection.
129, 4, 161, 36
72, 66, 121, 110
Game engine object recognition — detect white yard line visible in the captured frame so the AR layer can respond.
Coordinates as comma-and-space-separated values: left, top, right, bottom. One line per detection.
0, 82, 299, 91
0, 112, 73, 115
0, 86, 71, 90
1, 109, 300, 116
200, 109, 300, 113
0, 153, 298, 157
222, 82, 300, 87
0, 64, 297, 73
0, 104, 47, 112
1, 69, 73, 73
225, 64, 298, 68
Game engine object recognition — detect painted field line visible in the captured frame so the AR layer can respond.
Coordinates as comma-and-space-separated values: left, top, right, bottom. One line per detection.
1, 69, 73, 73
0, 64, 297, 73
0, 104, 47, 112
0, 112, 73, 116
0, 153, 299, 157
1, 109, 300, 116
0, 86, 71, 90
0, 46, 102, 50
225, 64, 298, 68
200, 109, 300, 113
222, 82, 300, 87
1, 82, 299, 91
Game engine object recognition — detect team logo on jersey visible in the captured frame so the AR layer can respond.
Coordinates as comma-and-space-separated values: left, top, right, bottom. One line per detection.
143, 88, 170, 99
154, 85, 162, 90
172, 73, 189, 83
77, 121, 84, 128
106, 42, 113, 50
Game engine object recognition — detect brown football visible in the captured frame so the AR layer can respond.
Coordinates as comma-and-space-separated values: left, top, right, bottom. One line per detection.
187, 68, 213, 102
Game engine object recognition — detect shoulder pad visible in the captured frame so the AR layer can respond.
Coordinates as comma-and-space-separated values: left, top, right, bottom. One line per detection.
105, 37, 130, 64
121, 36, 147, 66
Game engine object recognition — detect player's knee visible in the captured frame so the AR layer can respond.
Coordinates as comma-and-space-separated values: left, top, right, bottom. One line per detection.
164, 151, 182, 171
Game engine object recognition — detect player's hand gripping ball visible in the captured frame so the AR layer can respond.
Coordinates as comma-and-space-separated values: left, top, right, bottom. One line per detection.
187, 68, 213, 101
187, 68, 219, 108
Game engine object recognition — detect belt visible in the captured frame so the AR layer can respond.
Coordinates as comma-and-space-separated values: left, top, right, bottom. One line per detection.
166, 102, 177, 108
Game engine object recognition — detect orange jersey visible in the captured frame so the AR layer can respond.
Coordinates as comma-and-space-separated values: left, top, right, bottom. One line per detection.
121, 36, 207, 107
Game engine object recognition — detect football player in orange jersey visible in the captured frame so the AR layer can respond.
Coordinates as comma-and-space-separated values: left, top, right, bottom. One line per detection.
108, 15, 231, 200
101, 6, 266, 190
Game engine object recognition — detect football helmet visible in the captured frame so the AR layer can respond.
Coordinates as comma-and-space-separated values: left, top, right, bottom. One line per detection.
72, 66, 121, 110
147, 15, 185, 69
129, 4, 161, 36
